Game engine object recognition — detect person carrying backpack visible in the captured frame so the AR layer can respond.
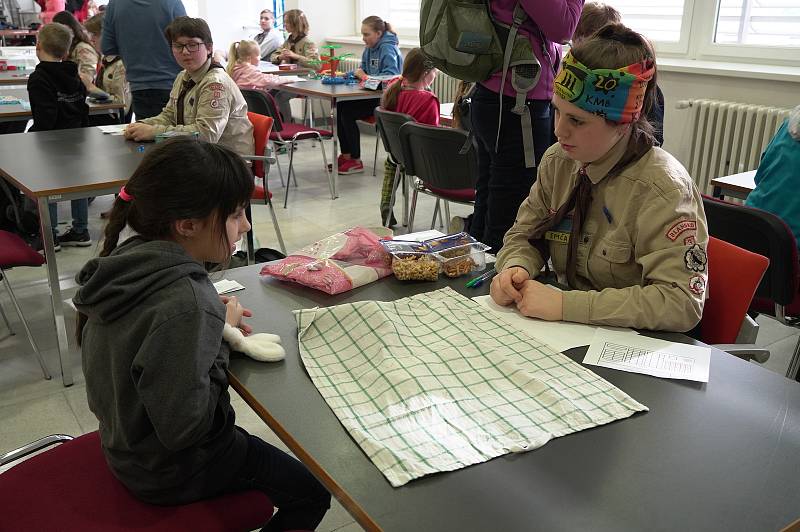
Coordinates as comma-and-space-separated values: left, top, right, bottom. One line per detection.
431, 0, 583, 253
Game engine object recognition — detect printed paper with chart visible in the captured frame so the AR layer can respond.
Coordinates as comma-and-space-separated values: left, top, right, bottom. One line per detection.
583, 329, 711, 382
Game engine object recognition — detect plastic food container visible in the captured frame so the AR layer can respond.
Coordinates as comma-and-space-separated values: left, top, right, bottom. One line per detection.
380, 240, 440, 281
434, 242, 491, 278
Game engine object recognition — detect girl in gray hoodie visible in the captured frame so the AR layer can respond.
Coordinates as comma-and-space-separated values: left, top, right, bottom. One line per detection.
74, 138, 330, 531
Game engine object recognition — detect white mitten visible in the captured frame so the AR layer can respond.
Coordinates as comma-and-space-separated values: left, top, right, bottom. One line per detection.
223, 323, 285, 362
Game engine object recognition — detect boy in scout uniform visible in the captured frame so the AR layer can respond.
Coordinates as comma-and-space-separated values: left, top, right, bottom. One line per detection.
125, 16, 253, 157
492, 23, 708, 333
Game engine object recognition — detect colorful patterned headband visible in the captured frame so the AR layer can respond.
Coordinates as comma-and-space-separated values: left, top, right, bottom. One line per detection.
553, 51, 655, 124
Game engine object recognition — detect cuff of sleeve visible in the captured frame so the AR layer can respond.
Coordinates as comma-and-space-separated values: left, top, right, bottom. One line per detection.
562, 290, 590, 324
498, 258, 538, 279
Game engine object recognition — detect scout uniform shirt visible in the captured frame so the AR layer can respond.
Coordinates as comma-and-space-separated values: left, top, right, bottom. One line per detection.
97, 56, 132, 114
496, 136, 709, 332
141, 59, 254, 156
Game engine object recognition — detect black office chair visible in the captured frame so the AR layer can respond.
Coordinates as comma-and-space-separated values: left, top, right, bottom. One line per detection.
399, 122, 478, 233
375, 107, 415, 227
702, 195, 800, 380
240, 89, 333, 206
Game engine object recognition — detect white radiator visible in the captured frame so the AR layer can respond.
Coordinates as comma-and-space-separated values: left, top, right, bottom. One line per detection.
339, 57, 459, 103
676, 99, 791, 194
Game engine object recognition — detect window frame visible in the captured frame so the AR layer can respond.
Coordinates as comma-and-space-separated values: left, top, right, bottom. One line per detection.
356, 0, 421, 41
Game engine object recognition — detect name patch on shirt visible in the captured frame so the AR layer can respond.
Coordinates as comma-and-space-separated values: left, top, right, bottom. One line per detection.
666, 219, 696, 241
544, 218, 572, 244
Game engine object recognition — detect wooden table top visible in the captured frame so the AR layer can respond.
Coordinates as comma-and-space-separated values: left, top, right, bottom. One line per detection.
0, 87, 124, 119
0, 70, 30, 85
710, 170, 757, 194
277, 79, 382, 100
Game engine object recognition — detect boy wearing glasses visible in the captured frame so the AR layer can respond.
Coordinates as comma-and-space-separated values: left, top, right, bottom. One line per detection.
124, 17, 253, 157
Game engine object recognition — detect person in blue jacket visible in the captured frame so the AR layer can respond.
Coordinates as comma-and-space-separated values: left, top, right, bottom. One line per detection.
336, 16, 403, 175
746, 105, 800, 250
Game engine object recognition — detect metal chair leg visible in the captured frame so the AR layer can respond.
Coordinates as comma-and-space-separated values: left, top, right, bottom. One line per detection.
0, 295, 13, 335
373, 127, 379, 177
385, 164, 401, 227
273, 141, 285, 188
1, 272, 51, 380
443, 201, 451, 232
267, 197, 287, 254
430, 199, 441, 230
408, 188, 419, 234
245, 204, 255, 265
402, 172, 409, 226
319, 137, 334, 200
283, 142, 297, 209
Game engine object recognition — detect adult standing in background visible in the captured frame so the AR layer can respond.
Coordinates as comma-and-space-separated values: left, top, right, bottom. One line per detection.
467, 0, 583, 254
252, 9, 283, 61
101, 0, 186, 119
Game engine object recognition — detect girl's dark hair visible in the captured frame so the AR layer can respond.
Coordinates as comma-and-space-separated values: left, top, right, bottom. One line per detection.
165, 16, 213, 46
52, 10, 90, 50
76, 138, 254, 345
99, 137, 253, 258
570, 22, 658, 172
362, 15, 393, 36
381, 48, 434, 111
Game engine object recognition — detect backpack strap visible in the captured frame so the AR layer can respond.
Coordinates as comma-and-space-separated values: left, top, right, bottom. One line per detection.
494, 2, 527, 154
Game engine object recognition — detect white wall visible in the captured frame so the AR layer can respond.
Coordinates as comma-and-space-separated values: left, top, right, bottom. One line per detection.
287, 0, 356, 46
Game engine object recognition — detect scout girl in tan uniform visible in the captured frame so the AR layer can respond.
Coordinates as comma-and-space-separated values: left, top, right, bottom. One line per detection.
269, 9, 319, 123
125, 17, 253, 157
492, 23, 708, 332
84, 13, 131, 119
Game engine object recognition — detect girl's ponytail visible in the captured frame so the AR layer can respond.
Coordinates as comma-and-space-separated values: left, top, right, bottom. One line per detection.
381, 77, 401, 111
99, 196, 133, 257
226, 41, 240, 76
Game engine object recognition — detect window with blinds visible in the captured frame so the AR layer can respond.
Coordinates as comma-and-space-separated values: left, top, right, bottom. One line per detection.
613, 0, 687, 43
715, 0, 800, 46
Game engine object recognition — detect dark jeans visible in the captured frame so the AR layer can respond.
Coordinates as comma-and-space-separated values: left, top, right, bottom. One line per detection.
336, 98, 381, 160
223, 432, 331, 531
469, 84, 552, 253
131, 89, 172, 120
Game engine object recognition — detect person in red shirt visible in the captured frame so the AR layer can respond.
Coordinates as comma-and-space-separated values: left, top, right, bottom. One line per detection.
379, 47, 440, 226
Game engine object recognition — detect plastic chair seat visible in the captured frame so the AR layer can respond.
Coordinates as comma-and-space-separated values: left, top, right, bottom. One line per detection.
424, 185, 475, 203
0, 431, 274, 531
273, 123, 332, 142
0, 231, 45, 268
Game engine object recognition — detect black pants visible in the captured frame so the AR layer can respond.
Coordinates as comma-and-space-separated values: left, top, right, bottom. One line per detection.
132, 89, 172, 120
336, 98, 381, 160
469, 84, 552, 253
223, 432, 331, 531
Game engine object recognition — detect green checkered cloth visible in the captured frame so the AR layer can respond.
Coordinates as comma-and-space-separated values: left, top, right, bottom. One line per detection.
294, 287, 648, 487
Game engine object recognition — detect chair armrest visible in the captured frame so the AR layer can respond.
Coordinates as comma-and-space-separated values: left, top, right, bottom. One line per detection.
713, 344, 770, 364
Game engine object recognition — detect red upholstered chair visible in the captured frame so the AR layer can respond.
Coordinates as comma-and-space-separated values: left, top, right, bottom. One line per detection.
0, 431, 274, 531
244, 112, 287, 263
399, 122, 478, 233
240, 89, 333, 208
700, 236, 770, 362
0, 229, 50, 379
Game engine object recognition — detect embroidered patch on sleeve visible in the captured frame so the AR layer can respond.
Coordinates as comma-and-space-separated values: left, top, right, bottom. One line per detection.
210, 99, 219, 108
684, 243, 707, 272
688, 274, 706, 295
684, 235, 696, 245
208, 82, 224, 91
666, 219, 697, 241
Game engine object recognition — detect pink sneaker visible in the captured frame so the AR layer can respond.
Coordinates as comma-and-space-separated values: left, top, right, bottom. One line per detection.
338, 158, 364, 174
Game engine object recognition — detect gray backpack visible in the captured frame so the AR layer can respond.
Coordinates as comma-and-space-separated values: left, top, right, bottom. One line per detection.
420, 0, 546, 167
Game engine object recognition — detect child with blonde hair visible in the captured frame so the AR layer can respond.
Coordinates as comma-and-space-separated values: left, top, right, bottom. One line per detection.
227, 39, 289, 93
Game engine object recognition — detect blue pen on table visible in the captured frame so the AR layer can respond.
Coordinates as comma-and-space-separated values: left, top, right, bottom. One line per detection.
466, 268, 496, 288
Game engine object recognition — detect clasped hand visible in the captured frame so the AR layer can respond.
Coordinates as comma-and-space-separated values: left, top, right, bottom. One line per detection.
490, 266, 563, 321
124, 122, 156, 142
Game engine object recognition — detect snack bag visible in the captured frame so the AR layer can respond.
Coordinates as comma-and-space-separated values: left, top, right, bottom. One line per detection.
260, 227, 392, 294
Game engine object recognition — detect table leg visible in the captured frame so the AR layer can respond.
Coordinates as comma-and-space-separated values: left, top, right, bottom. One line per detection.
329, 98, 338, 199
38, 197, 74, 387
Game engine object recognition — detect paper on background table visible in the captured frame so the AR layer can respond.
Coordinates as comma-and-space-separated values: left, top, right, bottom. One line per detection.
96, 124, 127, 135
583, 329, 711, 382
472, 295, 635, 353
279, 76, 307, 83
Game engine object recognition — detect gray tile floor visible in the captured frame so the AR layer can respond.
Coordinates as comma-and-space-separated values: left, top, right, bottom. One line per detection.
1, 131, 798, 531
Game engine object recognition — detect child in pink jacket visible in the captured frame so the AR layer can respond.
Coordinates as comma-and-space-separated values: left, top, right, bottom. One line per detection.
227, 39, 289, 95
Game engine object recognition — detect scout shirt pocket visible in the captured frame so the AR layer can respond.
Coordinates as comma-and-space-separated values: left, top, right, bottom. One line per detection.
590, 236, 635, 289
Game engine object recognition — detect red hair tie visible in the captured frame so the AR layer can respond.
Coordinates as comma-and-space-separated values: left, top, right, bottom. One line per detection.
119, 186, 134, 202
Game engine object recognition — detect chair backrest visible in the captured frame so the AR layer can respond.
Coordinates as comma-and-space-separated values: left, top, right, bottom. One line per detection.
702, 195, 799, 307
399, 121, 479, 190
246, 111, 274, 179
700, 236, 769, 344
241, 88, 284, 132
375, 107, 415, 167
